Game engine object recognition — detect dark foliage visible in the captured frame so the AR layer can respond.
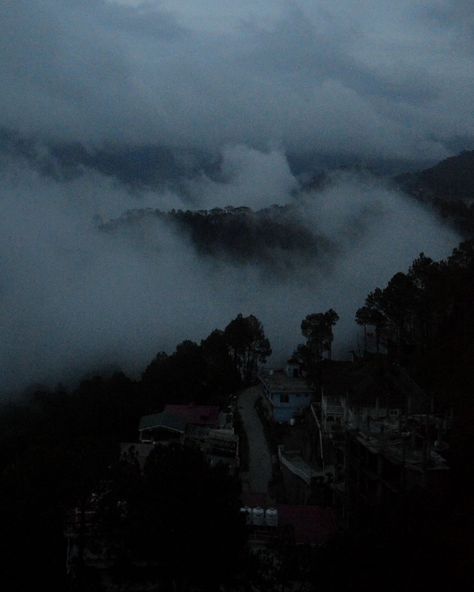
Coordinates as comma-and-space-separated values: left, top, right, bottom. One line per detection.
142, 341, 210, 406
103, 204, 334, 273
0, 314, 268, 590
352, 239, 474, 585
141, 313, 272, 403
292, 309, 339, 384
141, 320, 256, 407
165, 207, 323, 268
0, 373, 140, 591
96, 444, 246, 588
224, 313, 272, 384
355, 240, 474, 406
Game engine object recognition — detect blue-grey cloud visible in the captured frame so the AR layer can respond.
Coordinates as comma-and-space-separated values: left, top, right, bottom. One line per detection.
0, 1, 473, 159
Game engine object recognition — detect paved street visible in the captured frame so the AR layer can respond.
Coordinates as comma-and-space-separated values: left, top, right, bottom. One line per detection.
238, 385, 273, 495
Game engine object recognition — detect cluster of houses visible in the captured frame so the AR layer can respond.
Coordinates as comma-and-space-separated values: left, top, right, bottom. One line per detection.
122, 403, 239, 472
65, 352, 451, 588
258, 357, 450, 530
65, 402, 240, 588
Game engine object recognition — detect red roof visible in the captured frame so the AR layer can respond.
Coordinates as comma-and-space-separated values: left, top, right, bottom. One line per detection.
276, 505, 337, 545
163, 404, 220, 427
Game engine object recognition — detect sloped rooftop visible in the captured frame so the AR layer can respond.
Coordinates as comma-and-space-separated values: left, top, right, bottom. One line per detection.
259, 369, 314, 393
139, 404, 221, 433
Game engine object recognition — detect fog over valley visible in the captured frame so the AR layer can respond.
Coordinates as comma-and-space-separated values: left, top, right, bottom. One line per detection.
1, 0, 472, 393
0, 147, 458, 393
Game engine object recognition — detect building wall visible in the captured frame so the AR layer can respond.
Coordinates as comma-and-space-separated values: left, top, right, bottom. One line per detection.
270, 391, 313, 423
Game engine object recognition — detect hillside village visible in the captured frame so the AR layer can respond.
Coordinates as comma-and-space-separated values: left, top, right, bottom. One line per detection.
64, 353, 452, 590
4, 1, 474, 589
1, 238, 472, 591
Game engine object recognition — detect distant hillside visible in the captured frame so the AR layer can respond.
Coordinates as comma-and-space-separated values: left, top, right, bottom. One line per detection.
103, 152, 474, 270
0, 127, 217, 188
396, 151, 474, 236
102, 205, 335, 273
397, 150, 474, 201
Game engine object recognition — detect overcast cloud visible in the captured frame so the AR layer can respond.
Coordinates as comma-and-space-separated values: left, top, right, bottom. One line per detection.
0, 1, 468, 392
1, 1, 474, 159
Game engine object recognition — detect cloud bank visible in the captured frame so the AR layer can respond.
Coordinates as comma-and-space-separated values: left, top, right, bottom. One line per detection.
0, 2, 467, 392
0, 148, 458, 393
1, 1, 474, 160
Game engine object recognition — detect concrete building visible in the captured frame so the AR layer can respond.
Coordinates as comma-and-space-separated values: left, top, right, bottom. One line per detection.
310, 359, 450, 527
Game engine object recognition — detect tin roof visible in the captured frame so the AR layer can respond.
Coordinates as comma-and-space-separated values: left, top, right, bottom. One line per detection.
139, 404, 220, 432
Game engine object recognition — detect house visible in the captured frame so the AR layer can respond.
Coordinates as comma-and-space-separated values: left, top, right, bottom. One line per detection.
259, 364, 315, 423
138, 404, 222, 442
132, 404, 239, 472
66, 403, 239, 588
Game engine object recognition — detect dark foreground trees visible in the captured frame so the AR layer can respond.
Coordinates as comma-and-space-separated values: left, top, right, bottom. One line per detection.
351, 239, 474, 588
301, 309, 339, 361
291, 309, 339, 382
0, 312, 270, 590
141, 313, 271, 408
355, 239, 474, 403
0, 373, 139, 592
94, 443, 246, 591
224, 313, 272, 383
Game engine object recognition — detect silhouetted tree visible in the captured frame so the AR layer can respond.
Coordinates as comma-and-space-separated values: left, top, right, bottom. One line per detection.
301, 309, 339, 361
355, 305, 386, 353
201, 329, 242, 400
224, 314, 271, 383
141, 341, 208, 405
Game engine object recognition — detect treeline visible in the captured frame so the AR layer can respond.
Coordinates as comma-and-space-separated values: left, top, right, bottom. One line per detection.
162, 207, 322, 266
345, 239, 474, 588
355, 239, 474, 410
104, 204, 330, 271
285, 240, 474, 589
0, 313, 270, 591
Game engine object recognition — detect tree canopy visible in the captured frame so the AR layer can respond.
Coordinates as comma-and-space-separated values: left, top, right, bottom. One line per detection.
223, 313, 272, 384
355, 239, 474, 388
301, 309, 339, 361
96, 443, 246, 589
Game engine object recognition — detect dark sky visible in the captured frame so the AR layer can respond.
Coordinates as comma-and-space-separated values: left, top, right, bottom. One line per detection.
1, 1, 473, 160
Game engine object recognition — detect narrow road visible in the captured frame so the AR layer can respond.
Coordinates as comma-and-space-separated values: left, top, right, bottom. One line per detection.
238, 385, 273, 496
